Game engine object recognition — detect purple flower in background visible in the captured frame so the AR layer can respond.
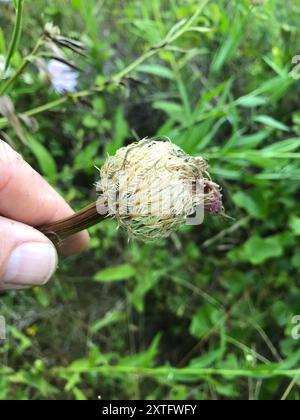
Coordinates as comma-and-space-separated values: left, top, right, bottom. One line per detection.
47, 60, 78, 94
0, 0, 11, 3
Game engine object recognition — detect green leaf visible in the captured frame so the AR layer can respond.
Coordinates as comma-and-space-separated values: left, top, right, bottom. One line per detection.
105, 107, 128, 156
94, 264, 136, 282
289, 216, 300, 236
132, 19, 162, 44
119, 334, 161, 368
27, 135, 57, 181
211, 15, 246, 74
188, 346, 225, 369
83, 114, 98, 128
10, 327, 31, 353
137, 64, 174, 80
90, 310, 125, 333
153, 101, 183, 118
232, 235, 284, 265
232, 191, 267, 219
237, 95, 267, 107
74, 142, 99, 171
190, 304, 224, 338
73, 387, 87, 401
131, 272, 160, 313
254, 115, 290, 132
264, 138, 300, 153
234, 131, 270, 149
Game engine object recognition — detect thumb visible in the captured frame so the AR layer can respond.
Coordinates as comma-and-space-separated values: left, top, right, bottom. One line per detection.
0, 216, 58, 291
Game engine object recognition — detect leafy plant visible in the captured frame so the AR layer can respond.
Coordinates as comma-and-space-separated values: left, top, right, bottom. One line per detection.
1, 0, 300, 400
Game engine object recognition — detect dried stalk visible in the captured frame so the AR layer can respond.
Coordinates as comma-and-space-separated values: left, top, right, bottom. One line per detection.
38, 201, 108, 247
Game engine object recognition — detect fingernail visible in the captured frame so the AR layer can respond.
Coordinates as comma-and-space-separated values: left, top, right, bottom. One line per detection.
3, 242, 58, 286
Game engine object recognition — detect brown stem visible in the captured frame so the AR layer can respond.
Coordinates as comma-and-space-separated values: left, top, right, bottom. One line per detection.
38, 201, 109, 247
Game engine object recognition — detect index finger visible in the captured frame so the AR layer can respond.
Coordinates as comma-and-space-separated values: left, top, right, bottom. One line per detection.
0, 140, 89, 255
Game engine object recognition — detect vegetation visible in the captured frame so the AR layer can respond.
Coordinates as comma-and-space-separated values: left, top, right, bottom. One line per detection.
1, 0, 300, 400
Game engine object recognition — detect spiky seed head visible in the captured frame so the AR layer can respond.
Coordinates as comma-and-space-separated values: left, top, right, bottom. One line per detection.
98, 139, 223, 241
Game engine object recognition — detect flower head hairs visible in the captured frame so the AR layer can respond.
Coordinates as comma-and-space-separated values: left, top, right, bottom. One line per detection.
39, 139, 224, 246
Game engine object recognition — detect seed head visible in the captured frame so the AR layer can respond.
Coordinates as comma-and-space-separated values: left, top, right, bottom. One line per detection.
98, 139, 223, 241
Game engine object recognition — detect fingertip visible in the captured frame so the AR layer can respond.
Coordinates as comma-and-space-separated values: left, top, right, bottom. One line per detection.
0, 217, 59, 289
0, 141, 91, 258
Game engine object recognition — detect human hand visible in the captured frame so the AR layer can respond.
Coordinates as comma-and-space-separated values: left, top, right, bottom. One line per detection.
0, 140, 89, 291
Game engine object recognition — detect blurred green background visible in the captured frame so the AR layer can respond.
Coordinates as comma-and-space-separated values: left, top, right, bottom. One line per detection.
1, 0, 300, 400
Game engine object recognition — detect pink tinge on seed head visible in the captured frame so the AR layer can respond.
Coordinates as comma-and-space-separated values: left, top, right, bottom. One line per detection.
203, 180, 224, 215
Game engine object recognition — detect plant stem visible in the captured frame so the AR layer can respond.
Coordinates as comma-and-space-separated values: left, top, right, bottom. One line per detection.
0, 38, 43, 97
0, 87, 101, 129
38, 201, 108, 247
4, 0, 24, 73
25, 88, 94, 117
53, 364, 300, 380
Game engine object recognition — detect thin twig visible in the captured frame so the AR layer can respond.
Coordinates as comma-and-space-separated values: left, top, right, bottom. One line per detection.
202, 216, 250, 248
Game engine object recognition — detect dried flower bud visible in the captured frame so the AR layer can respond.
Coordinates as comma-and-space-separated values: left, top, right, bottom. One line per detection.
44, 22, 61, 38
44, 23, 86, 56
98, 139, 223, 241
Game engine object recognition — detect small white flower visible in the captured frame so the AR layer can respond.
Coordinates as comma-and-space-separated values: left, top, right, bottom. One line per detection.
47, 59, 78, 94
0, 0, 11, 3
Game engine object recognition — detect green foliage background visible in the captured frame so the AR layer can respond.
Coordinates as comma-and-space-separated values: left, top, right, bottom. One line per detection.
1, 0, 300, 400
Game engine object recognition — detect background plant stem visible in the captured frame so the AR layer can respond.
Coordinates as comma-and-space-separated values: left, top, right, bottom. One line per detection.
4, 0, 24, 73
0, 38, 43, 97
54, 364, 300, 380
